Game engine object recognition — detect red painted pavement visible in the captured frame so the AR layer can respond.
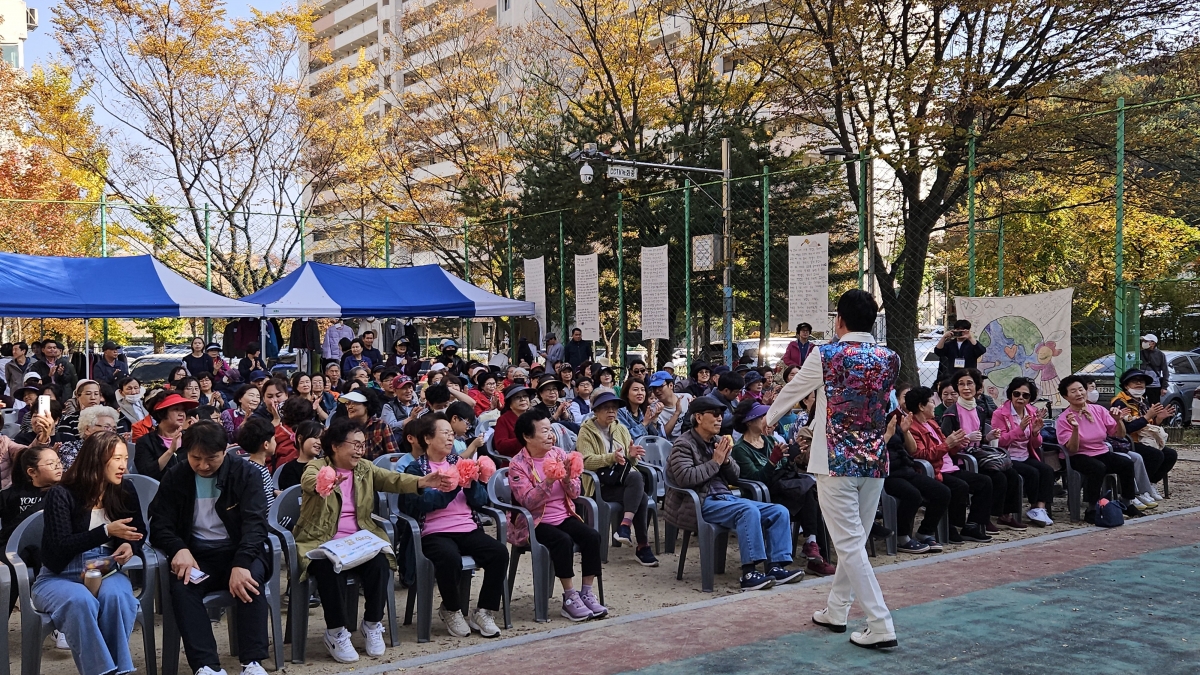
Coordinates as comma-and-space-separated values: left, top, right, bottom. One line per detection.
405, 512, 1200, 674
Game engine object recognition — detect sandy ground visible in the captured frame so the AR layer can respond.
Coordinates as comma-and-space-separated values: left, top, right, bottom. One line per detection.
12, 447, 1200, 675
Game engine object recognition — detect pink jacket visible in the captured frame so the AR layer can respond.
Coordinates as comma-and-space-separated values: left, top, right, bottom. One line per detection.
0, 436, 31, 489
991, 401, 1043, 461
506, 446, 580, 547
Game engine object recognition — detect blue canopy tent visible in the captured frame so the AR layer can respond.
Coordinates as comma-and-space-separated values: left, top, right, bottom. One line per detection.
243, 262, 535, 318
0, 252, 264, 318
0, 252, 264, 379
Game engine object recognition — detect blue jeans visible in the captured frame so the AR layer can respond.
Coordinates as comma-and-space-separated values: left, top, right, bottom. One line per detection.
700, 494, 793, 566
33, 570, 139, 675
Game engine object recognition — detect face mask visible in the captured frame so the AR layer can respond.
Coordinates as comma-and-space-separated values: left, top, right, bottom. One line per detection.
124, 391, 143, 402
1128, 387, 1145, 398
1086, 390, 1100, 403
1141, 341, 1151, 349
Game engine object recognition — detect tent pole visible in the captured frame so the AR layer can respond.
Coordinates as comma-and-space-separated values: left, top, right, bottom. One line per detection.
85, 319, 90, 380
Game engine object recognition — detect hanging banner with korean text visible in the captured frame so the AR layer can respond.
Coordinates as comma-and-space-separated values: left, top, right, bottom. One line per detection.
575, 253, 600, 340
788, 234, 829, 334
641, 245, 670, 339
523, 257, 547, 343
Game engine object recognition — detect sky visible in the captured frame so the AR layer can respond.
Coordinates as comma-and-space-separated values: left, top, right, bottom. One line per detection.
23, 0, 283, 66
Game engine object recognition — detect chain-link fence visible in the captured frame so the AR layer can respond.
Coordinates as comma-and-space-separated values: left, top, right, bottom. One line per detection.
2, 94, 1198, 378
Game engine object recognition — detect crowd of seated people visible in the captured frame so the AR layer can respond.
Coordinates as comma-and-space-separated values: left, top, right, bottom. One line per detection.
0, 327, 1181, 674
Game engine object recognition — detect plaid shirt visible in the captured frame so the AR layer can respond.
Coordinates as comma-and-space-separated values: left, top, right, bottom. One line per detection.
366, 416, 398, 459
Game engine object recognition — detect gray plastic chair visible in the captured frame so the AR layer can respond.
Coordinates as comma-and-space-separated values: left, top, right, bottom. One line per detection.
268, 485, 399, 664
272, 464, 287, 490
661, 471, 731, 593
914, 459, 952, 544
633, 435, 672, 499
584, 466, 660, 563
160, 534, 286, 674
486, 468, 602, 623
7, 511, 159, 675
0, 554, 9, 675
394, 503, 511, 642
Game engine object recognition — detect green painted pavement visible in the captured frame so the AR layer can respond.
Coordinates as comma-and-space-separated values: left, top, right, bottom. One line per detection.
620, 545, 1200, 675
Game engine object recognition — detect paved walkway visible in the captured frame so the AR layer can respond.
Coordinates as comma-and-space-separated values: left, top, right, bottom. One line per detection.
366, 508, 1200, 675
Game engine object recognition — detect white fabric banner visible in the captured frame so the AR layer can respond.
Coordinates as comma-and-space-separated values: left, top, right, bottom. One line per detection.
640, 245, 670, 340
788, 234, 830, 333
954, 288, 1074, 408
575, 253, 600, 340
523, 257, 547, 344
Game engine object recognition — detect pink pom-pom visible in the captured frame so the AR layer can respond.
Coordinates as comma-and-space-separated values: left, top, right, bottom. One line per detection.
437, 465, 459, 492
315, 466, 338, 498
542, 455, 566, 482
566, 452, 583, 479
478, 456, 497, 483
456, 459, 479, 488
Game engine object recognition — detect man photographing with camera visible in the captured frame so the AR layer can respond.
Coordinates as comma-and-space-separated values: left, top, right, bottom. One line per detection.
934, 320, 986, 382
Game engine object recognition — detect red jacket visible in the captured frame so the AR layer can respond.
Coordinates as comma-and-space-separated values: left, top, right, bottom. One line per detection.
781, 340, 815, 368
906, 419, 964, 481
270, 424, 297, 471
493, 410, 522, 457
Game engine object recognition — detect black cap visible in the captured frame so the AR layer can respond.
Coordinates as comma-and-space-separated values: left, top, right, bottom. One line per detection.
688, 397, 726, 417
101, 341, 120, 351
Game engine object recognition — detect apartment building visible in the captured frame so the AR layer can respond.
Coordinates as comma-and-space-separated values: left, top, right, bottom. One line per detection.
0, 0, 37, 68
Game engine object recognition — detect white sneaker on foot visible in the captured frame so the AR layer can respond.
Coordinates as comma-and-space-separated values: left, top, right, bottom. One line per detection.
323, 627, 359, 663
1148, 486, 1163, 501
195, 667, 226, 675
850, 627, 898, 649
468, 607, 501, 638
359, 619, 386, 657
1138, 492, 1158, 508
1026, 507, 1053, 527
439, 606, 471, 637
239, 662, 266, 675
54, 630, 70, 650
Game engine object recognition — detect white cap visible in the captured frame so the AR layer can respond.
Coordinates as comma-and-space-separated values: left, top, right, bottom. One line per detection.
340, 391, 368, 404
23, 372, 40, 383
1142, 334, 1159, 343
429, 363, 447, 372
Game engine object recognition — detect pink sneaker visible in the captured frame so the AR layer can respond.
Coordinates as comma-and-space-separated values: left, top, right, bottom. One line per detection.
578, 587, 608, 618
560, 591, 592, 622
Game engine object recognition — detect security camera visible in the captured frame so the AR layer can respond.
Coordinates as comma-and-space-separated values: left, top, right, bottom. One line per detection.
580, 163, 594, 184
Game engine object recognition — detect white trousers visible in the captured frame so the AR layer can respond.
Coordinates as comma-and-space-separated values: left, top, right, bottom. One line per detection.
815, 474, 894, 635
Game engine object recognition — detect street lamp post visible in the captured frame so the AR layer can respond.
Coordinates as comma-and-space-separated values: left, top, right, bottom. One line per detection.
570, 143, 729, 365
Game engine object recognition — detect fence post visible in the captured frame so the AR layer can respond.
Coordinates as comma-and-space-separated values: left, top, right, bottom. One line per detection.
100, 193, 109, 344
384, 218, 391, 268
684, 179, 692, 367
997, 214, 1005, 296
464, 220, 470, 359
507, 214, 514, 364
858, 151, 867, 290
1114, 97, 1127, 380
761, 165, 770, 366
558, 212, 566, 336
617, 193, 626, 373
204, 203, 212, 341
967, 128, 977, 297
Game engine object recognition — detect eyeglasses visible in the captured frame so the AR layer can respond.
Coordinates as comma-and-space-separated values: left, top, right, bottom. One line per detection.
341, 440, 366, 450
1011, 392, 1031, 400
38, 460, 63, 469
92, 423, 117, 431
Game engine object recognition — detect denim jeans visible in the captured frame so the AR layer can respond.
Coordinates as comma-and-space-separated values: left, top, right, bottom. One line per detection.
33, 568, 139, 675
700, 494, 793, 566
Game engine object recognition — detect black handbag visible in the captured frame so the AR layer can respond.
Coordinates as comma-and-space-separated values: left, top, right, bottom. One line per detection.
596, 460, 632, 487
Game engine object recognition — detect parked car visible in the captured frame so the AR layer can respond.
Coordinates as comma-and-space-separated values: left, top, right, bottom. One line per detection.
128, 354, 186, 386
736, 338, 803, 367
1074, 351, 1200, 426
120, 345, 153, 360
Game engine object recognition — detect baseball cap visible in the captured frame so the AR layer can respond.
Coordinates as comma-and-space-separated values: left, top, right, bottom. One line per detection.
101, 341, 120, 351
23, 372, 41, 383
205, 342, 221, 352
341, 391, 368, 404
429, 363, 447, 373
249, 370, 269, 381
688, 397, 726, 418
392, 375, 414, 389
1141, 334, 1159, 343
648, 370, 674, 388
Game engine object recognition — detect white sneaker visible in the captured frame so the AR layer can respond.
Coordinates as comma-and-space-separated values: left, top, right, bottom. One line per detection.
239, 663, 266, 675
359, 620, 386, 657
1138, 492, 1159, 508
439, 605, 471, 637
1026, 508, 1053, 527
54, 630, 70, 650
195, 668, 226, 675
323, 627, 359, 664
1130, 497, 1151, 512
1148, 486, 1164, 501
468, 607, 501, 638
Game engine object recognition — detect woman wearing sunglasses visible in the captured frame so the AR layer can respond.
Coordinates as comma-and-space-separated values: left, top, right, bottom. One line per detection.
991, 377, 1055, 527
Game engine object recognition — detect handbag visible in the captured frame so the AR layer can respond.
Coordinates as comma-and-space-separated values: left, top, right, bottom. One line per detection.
1137, 424, 1168, 451
1094, 490, 1125, 528
968, 444, 1012, 471
596, 460, 632, 487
